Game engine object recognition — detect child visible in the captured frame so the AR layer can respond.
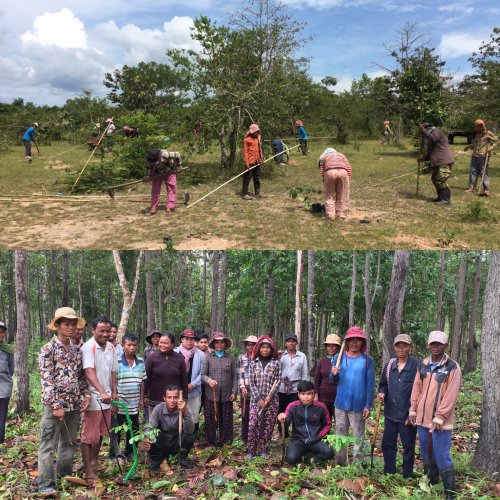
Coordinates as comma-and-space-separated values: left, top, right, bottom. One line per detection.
278, 380, 334, 465
237, 335, 258, 443
246, 336, 281, 458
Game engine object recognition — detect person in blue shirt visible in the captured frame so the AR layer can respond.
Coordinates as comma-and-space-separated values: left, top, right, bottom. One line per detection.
330, 326, 375, 465
296, 120, 308, 156
377, 334, 419, 478
22, 122, 38, 158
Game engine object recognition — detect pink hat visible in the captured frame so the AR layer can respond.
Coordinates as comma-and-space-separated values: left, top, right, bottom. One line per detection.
345, 326, 367, 353
248, 124, 260, 134
296, 120, 303, 126
384, 121, 390, 126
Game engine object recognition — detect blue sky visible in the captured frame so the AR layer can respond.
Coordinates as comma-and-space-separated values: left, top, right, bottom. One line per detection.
0, 0, 498, 106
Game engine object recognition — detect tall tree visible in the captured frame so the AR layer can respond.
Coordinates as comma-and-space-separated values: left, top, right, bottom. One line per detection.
14, 251, 30, 414
217, 251, 228, 332
295, 250, 303, 345
463, 255, 482, 374
364, 252, 372, 354
307, 251, 316, 367
62, 251, 69, 307
450, 255, 468, 361
349, 251, 357, 327
436, 251, 446, 330
210, 251, 220, 332
382, 251, 410, 365
144, 251, 156, 335
473, 251, 500, 474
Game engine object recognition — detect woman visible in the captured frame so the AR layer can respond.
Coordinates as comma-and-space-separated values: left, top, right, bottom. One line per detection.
242, 123, 264, 200
314, 334, 341, 420
319, 147, 352, 220
144, 333, 188, 412
143, 331, 161, 361
247, 336, 281, 458
201, 332, 238, 446
0, 321, 14, 452
237, 335, 258, 443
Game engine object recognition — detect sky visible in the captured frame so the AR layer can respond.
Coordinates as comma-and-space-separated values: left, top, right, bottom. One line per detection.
0, 0, 498, 106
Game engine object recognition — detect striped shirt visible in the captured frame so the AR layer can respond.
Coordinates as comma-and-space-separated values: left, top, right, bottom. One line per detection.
117, 354, 146, 415
237, 353, 252, 390
319, 151, 352, 179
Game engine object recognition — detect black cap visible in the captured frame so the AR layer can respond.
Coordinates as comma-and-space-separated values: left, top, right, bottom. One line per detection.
297, 380, 314, 392
284, 333, 298, 342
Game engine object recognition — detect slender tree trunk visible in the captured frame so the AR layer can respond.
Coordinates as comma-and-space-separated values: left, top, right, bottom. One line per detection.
463, 255, 482, 374
473, 251, 500, 474
7, 254, 16, 341
202, 251, 207, 322
295, 251, 303, 346
364, 252, 372, 354
227, 107, 242, 170
210, 251, 220, 331
15, 251, 30, 414
349, 251, 357, 327
451, 256, 468, 361
436, 251, 446, 330
112, 250, 144, 343
267, 272, 276, 336
307, 251, 316, 367
219, 126, 228, 169
382, 251, 410, 365
144, 251, 156, 334
62, 250, 69, 307
217, 251, 228, 332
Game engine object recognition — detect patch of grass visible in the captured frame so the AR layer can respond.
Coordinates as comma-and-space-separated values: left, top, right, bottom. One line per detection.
460, 199, 498, 223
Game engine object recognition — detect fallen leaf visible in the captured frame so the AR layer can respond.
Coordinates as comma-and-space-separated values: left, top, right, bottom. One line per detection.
206, 457, 223, 467
310, 468, 323, 476
160, 460, 172, 472
270, 470, 280, 477
22, 435, 38, 442
175, 487, 193, 497
29, 470, 39, 478
336, 477, 367, 495
172, 484, 179, 492
64, 476, 87, 486
222, 468, 238, 481
188, 473, 206, 488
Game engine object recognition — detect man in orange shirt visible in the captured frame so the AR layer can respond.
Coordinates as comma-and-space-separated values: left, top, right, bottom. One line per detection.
242, 124, 264, 200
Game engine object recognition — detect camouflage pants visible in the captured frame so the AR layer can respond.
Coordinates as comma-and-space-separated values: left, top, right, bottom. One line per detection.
431, 165, 451, 190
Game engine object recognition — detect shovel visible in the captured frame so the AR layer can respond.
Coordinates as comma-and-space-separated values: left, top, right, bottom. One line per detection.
178, 390, 183, 465
279, 420, 287, 466
369, 400, 383, 477
212, 385, 220, 444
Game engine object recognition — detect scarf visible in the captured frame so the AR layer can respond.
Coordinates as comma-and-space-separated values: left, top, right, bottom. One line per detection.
178, 345, 196, 371
0, 341, 15, 355
214, 350, 225, 358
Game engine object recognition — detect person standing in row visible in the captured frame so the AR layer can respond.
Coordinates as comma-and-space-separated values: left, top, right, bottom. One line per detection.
0, 321, 14, 454
242, 124, 264, 200
296, 120, 308, 156
237, 335, 258, 444
377, 334, 419, 478
143, 331, 161, 362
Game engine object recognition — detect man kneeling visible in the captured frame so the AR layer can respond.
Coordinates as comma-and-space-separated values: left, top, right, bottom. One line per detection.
143, 385, 195, 468
277, 380, 334, 465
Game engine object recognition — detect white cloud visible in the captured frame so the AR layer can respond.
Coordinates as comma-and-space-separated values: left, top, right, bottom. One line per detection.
20, 8, 88, 49
438, 32, 485, 58
439, 4, 474, 14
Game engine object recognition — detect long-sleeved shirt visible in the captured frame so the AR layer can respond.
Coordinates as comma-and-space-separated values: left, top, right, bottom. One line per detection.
330, 352, 375, 412
145, 350, 188, 402
243, 135, 264, 168
297, 126, 308, 140
174, 346, 205, 399
279, 350, 308, 394
409, 354, 461, 430
39, 337, 89, 411
319, 151, 352, 179
201, 351, 238, 402
378, 356, 419, 422
249, 357, 281, 405
237, 353, 252, 391
314, 357, 337, 402
469, 130, 499, 157
284, 400, 331, 444
147, 402, 195, 436
0, 346, 14, 398
421, 127, 454, 167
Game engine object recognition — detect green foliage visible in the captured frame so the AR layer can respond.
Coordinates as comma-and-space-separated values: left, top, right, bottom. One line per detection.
289, 186, 321, 209
460, 199, 498, 223
323, 433, 359, 454
437, 229, 456, 247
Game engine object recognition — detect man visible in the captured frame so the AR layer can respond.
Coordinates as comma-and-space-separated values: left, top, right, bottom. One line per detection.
22, 122, 38, 159
38, 308, 90, 493
143, 384, 195, 468
409, 331, 461, 500
109, 322, 124, 358
195, 331, 210, 354
81, 315, 118, 484
464, 119, 499, 196
417, 123, 454, 205
108, 321, 123, 460
175, 329, 205, 434
237, 335, 258, 443
242, 123, 264, 200
377, 334, 419, 478
71, 320, 86, 348
278, 380, 334, 465
116, 334, 146, 459
0, 321, 14, 454
278, 333, 308, 437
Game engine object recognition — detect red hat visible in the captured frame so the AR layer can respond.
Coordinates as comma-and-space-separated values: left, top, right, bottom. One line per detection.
296, 120, 303, 126
345, 326, 367, 353
181, 329, 196, 339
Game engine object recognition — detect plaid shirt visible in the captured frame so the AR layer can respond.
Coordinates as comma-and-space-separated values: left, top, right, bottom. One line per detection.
249, 358, 281, 404
201, 351, 238, 402
237, 353, 252, 390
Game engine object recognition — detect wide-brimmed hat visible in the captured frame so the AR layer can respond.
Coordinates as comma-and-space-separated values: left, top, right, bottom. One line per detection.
180, 329, 196, 339
248, 124, 260, 134
427, 331, 448, 345
209, 332, 233, 350
323, 334, 341, 346
146, 330, 162, 344
345, 326, 367, 353
48, 307, 86, 331
240, 335, 258, 345
394, 334, 412, 345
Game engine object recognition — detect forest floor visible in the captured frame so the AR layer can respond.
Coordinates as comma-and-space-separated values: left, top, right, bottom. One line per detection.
0, 370, 499, 499
0, 139, 498, 250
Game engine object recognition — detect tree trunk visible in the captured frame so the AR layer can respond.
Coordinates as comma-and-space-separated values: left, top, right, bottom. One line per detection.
15, 251, 30, 414
450, 256, 468, 362
382, 251, 410, 365
349, 251, 357, 327
364, 252, 372, 354
217, 251, 228, 332
463, 255, 482, 374
112, 250, 144, 343
473, 251, 500, 474
62, 250, 69, 307
227, 107, 242, 170
210, 251, 220, 331
144, 251, 156, 334
219, 126, 228, 169
295, 251, 303, 346
307, 251, 316, 367
436, 250, 446, 330
202, 251, 207, 323
266, 272, 276, 336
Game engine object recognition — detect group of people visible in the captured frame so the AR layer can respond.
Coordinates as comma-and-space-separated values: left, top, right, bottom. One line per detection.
0, 307, 463, 499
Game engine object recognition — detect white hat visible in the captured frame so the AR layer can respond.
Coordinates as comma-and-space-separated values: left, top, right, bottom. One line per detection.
427, 331, 448, 345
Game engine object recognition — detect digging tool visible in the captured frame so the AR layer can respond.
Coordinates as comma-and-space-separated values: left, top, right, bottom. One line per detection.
242, 392, 247, 423
257, 379, 279, 417
178, 390, 183, 465
106, 168, 189, 199
279, 420, 287, 466
477, 152, 490, 195
335, 342, 346, 370
369, 400, 382, 477
98, 399, 123, 477
212, 385, 220, 444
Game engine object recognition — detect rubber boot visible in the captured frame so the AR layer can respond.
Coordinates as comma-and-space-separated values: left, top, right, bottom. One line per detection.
440, 468, 456, 499
436, 187, 450, 205
431, 186, 441, 202
423, 461, 440, 485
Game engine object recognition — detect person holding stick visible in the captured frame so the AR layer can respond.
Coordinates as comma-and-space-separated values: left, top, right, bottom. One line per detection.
377, 334, 419, 478
330, 327, 375, 465
296, 120, 308, 156
246, 336, 281, 459
409, 331, 461, 500
237, 335, 258, 444
277, 380, 334, 465
242, 123, 264, 200
201, 332, 238, 446
143, 385, 194, 469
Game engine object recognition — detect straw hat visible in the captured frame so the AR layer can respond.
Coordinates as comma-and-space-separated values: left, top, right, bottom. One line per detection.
240, 335, 258, 345
48, 307, 86, 331
323, 334, 341, 346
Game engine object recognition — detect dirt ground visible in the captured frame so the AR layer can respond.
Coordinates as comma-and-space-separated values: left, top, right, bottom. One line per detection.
0, 140, 497, 249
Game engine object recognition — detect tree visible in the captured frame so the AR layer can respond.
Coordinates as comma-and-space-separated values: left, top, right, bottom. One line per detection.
217, 251, 228, 332
473, 251, 500, 474
306, 251, 315, 368
210, 251, 220, 332
294, 250, 303, 345
382, 251, 410, 365
144, 251, 156, 335
349, 251, 357, 327
463, 255, 482, 374
14, 251, 30, 414
436, 251, 446, 330
450, 255, 468, 361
